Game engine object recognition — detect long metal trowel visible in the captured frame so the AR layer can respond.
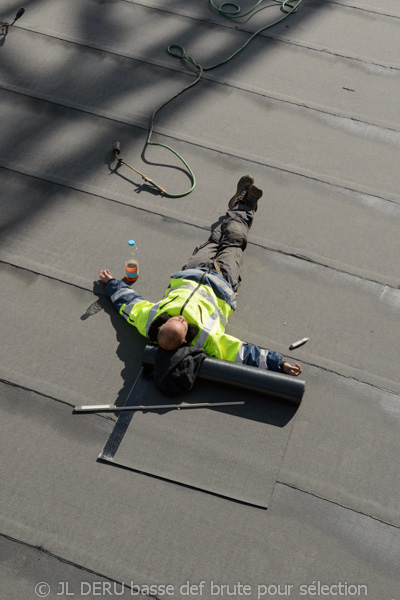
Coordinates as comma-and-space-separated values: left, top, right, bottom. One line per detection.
74, 401, 244, 413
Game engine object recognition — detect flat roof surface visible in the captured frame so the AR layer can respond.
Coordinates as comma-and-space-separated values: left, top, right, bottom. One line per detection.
1, 1, 400, 599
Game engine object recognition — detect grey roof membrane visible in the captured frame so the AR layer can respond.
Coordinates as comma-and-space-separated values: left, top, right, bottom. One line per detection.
1, 1, 400, 599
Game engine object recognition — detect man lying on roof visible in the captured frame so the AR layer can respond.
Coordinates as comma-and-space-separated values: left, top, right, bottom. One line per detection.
100, 176, 302, 377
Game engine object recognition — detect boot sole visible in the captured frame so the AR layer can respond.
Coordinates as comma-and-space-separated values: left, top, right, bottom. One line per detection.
228, 176, 254, 209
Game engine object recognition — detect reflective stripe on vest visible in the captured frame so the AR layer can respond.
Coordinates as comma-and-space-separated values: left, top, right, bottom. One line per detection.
194, 308, 219, 348
196, 287, 227, 327
145, 300, 164, 334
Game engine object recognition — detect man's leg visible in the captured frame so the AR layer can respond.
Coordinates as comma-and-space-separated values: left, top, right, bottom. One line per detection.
183, 205, 253, 292
182, 222, 222, 273
215, 184, 263, 291
212, 203, 254, 292
183, 180, 262, 292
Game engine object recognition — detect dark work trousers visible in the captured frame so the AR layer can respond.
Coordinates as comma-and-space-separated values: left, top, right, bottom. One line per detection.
182, 204, 255, 293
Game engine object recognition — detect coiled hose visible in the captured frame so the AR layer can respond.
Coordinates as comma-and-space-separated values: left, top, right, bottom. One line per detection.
120, 0, 303, 197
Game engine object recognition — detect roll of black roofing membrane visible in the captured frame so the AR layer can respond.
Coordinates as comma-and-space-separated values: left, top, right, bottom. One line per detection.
142, 345, 305, 405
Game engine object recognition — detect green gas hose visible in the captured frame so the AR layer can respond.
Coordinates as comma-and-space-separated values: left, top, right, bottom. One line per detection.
125, 0, 304, 197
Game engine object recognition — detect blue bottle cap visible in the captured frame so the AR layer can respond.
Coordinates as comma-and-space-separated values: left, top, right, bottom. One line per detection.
128, 240, 135, 246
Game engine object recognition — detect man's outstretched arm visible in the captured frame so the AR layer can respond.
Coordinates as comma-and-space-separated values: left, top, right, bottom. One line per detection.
238, 342, 302, 377
211, 332, 302, 377
99, 270, 152, 333
100, 269, 143, 313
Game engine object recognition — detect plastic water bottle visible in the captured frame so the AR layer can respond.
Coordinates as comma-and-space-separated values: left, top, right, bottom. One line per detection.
125, 240, 139, 282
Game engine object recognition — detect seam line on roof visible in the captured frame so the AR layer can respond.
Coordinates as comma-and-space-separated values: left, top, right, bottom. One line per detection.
121, 1, 400, 70
126, 0, 400, 25
2, 209, 399, 291
284, 358, 400, 397
1, 88, 399, 207
0, 163, 211, 235
250, 244, 400, 289
0, 259, 97, 294
99, 457, 269, 509
122, 0, 400, 67
0, 533, 157, 600
0, 378, 115, 422
276, 482, 400, 530
320, 0, 400, 19
0, 377, 73, 408
13, 24, 400, 102
0, 167, 210, 230
3, 59, 399, 135
205, 82, 400, 134
15, 16, 399, 73
1, 163, 399, 291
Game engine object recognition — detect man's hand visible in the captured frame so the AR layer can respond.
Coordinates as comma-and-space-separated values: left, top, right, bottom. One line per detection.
99, 269, 113, 284
282, 362, 302, 377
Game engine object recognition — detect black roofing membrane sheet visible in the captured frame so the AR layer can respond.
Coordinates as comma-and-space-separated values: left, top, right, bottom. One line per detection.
100, 377, 296, 508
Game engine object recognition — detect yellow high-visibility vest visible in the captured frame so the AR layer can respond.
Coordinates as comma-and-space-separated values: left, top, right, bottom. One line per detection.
120, 272, 243, 362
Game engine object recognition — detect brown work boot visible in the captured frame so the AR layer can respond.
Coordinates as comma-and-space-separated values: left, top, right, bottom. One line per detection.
228, 175, 254, 209
245, 184, 263, 212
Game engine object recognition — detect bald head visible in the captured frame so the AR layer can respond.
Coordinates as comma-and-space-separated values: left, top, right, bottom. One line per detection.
157, 316, 188, 350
